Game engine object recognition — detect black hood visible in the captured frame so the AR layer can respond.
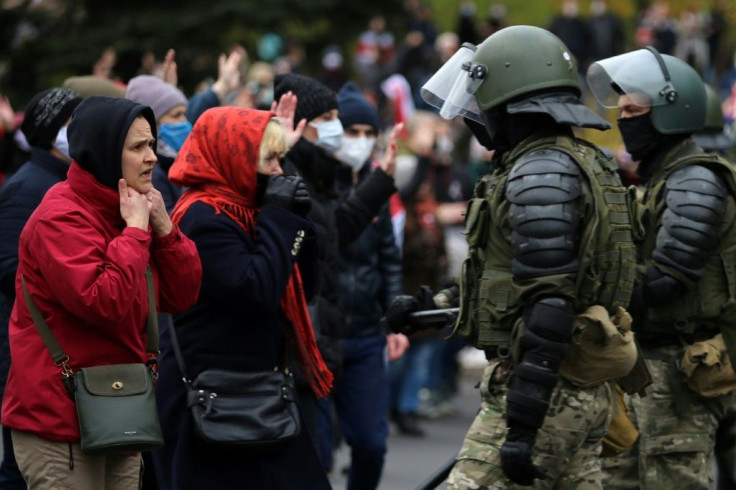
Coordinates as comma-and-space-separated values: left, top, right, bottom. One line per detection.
68, 95, 157, 189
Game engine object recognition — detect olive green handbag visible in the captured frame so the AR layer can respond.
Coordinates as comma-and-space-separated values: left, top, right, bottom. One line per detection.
21, 267, 164, 454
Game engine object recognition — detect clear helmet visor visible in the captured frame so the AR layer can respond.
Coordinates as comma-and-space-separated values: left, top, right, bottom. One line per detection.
421, 43, 484, 123
587, 49, 675, 109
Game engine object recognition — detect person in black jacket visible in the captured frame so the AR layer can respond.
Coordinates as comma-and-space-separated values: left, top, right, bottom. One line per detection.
273, 74, 400, 462
0, 88, 81, 490
154, 106, 331, 489
317, 81, 408, 489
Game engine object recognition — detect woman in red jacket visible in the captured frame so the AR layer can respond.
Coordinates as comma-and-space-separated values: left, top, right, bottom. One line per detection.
1, 96, 202, 489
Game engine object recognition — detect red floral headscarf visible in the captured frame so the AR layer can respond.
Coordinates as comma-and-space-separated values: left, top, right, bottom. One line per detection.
169, 107, 333, 397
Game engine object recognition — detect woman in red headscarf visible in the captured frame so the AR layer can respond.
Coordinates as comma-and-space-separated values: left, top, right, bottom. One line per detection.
153, 105, 333, 489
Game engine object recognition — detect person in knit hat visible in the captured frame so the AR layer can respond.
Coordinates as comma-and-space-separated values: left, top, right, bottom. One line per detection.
274, 74, 401, 472
20, 88, 81, 151
125, 75, 191, 213
0, 86, 82, 490
315, 81, 408, 488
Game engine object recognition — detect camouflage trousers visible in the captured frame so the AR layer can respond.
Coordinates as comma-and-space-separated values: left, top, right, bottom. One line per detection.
602, 344, 734, 490
447, 359, 611, 489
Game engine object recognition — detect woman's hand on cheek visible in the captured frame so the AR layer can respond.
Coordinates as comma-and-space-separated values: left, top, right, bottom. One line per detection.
147, 188, 173, 237
118, 179, 151, 231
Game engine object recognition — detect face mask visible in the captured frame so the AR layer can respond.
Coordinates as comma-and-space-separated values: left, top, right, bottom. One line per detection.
309, 119, 343, 154
53, 126, 71, 162
158, 121, 193, 153
335, 136, 376, 171
617, 114, 660, 161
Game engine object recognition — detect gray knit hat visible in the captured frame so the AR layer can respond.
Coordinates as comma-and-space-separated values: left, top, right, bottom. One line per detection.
274, 73, 337, 124
125, 75, 187, 122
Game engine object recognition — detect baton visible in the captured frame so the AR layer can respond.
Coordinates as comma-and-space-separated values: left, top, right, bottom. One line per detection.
406, 308, 459, 330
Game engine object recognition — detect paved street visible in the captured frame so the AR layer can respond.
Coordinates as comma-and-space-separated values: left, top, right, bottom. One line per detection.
328, 368, 481, 490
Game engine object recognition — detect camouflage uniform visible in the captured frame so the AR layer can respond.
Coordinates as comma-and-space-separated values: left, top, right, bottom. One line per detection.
602, 346, 732, 489
448, 360, 611, 490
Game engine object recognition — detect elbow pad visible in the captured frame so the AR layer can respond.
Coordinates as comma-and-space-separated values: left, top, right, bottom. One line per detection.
506, 298, 575, 431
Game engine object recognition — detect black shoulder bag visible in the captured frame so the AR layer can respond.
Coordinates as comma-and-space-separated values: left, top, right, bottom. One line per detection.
167, 321, 301, 448
22, 267, 164, 454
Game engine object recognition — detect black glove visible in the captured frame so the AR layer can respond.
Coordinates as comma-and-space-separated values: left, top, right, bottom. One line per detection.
500, 427, 547, 486
383, 295, 420, 335
263, 175, 311, 216
382, 286, 438, 335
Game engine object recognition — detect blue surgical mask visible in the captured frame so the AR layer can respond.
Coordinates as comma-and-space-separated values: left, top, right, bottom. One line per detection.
53, 126, 71, 162
158, 121, 193, 153
309, 119, 343, 154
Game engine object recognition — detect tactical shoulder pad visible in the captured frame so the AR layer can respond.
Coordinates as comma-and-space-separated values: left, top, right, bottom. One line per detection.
654, 164, 728, 279
506, 150, 582, 279
507, 149, 581, 205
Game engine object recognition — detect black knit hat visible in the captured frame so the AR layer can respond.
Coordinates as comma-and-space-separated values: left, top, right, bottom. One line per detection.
21, 88, 82, 150
337, 82, 379, 131
274, 74, 337, 124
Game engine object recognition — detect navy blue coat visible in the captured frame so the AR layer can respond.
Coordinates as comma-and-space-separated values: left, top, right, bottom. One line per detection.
0, 150, 68, 395
155, 202, 329, 489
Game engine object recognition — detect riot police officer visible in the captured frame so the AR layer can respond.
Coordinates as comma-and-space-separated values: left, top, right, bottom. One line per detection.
587, 47, 736, 489
386, 25, 638, 488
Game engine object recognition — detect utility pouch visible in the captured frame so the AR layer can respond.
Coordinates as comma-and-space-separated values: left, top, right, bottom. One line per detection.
680, 333, 736, 398
559, 306, 638, 387
601, 381, 639, 457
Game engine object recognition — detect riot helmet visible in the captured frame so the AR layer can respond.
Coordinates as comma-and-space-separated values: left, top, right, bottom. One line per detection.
693, 84, 733, 152
587, 47, 706, 134
421, 25, 608, 131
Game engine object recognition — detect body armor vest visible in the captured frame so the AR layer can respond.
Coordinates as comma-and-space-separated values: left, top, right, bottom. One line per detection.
454, 134, 637, 352
638, 139, 736, 337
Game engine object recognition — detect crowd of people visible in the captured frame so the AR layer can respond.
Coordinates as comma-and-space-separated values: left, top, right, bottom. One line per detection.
1, 1, 736, 489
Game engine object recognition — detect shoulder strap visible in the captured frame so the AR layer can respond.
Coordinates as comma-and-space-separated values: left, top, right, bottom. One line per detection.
22, 265, 160, 365
165, 316, 191, 385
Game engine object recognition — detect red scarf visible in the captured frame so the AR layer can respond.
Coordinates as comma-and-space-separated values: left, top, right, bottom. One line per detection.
170, 107, 333, 397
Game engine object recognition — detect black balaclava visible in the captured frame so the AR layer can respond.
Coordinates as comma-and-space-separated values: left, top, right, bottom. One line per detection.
68, 96, 157, 189
480, 105, 558, 152
618, 113, 688, 176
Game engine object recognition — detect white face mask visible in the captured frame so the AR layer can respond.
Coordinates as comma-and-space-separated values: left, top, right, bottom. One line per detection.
53, 126, 71, 162
336, 136, 376, 172
309, 119, 344, 154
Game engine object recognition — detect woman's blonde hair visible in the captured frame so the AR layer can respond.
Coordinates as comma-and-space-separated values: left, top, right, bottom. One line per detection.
259, 118, 288, 165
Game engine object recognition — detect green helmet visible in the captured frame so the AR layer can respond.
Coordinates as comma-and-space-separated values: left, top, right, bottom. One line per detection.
703, 84, 725, 131
587, 48, 706, 134
693, 84, 734, 152
420, 25, 580, 124
472, 25, 580, 111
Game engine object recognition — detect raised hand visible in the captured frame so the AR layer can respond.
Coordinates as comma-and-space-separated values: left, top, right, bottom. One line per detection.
212, 48, 244, 103
271, 91, 306, 148
161, 48, 178, 87
118, 179, 150, 231
379, 122, 403, 177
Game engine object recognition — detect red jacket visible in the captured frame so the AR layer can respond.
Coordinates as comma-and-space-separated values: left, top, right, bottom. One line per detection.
1, 163, 202, 442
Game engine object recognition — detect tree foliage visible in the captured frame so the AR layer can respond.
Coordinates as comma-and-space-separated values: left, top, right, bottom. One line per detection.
0, 0, 404, 104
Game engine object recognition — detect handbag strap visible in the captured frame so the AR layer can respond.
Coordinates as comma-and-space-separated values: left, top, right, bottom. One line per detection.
166, 316, 191, 384
22, 265, 160, 367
